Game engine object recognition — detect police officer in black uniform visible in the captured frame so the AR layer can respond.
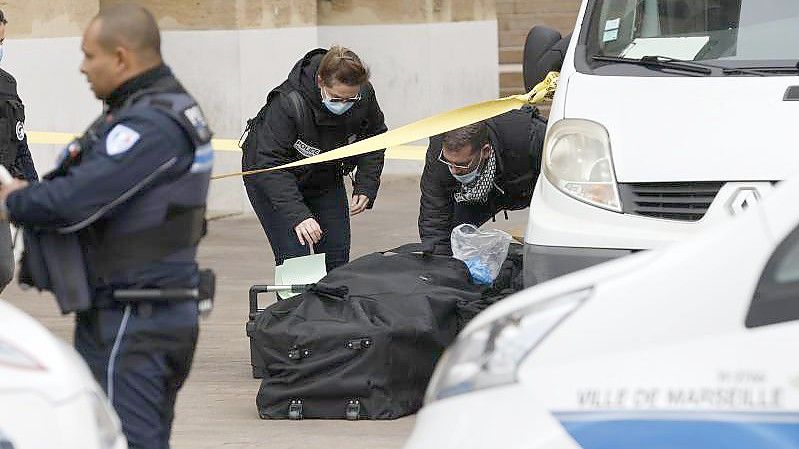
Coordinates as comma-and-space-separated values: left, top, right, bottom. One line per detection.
242, 46, 386, 272
0, 9, 38, 291
419, 108, 547, 255
0, 5, 212, 449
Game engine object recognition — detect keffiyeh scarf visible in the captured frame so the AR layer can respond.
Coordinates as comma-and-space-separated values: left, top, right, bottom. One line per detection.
454, 151, 497, 204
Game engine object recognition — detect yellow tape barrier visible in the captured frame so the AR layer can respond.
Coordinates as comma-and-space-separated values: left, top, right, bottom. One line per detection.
26, 131, 428, 161
26, 71, 559, 179
213, 72, 558, 180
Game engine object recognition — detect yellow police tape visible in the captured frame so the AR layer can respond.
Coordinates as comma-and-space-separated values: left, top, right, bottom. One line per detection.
26, 131, 429, 161
26, 71, 559, 180
213, 71, 559, 180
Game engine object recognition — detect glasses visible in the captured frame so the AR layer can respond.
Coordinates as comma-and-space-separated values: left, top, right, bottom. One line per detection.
321, 86, 362, 104
437, 149, 481, 170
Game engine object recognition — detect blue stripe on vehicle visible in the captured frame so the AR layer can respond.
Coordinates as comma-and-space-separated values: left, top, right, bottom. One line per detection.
554, 411, 799, 449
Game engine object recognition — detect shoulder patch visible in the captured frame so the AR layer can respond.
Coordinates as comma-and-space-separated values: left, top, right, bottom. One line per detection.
105, 124, 141, 156
15, 121, 24, 141
184, 105, 212, 141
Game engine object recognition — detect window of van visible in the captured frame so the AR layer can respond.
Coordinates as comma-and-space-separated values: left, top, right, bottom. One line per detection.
746, 224, 799, 328
582, 0, 799, 73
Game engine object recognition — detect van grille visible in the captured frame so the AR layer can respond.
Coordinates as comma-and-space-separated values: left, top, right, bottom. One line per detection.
618, 182, 724, 222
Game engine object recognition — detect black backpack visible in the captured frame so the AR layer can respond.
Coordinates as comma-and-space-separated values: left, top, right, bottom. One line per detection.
240, 90, 306, 171
253, 248, 485, 420
0, 70, 25, 171
240, 89, 358, 175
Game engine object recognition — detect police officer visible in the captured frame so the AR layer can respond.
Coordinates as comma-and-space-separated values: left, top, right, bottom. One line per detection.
419, 108, 547, 255
242, 46, 387, 272
0, 5, 212, 449
0, 9, 38, 291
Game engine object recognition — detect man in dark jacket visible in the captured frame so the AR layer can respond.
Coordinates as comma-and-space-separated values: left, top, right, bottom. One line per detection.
0, 8, 38, 292
419, 107, 546, 255
243, 46, 386, 271
0, 6, 210, 448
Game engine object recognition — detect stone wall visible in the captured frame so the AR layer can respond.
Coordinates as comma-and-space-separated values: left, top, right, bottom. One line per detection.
3, 0, 500, 213
497, 0, 582, 95
0, 0, 97, 38
497, 0, 582, 48
1, 0, 497, 36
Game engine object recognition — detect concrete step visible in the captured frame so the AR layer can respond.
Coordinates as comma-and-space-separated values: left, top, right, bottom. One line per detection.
499, 29, 529, 48
500, 12, 579, 33
499, 46, 524, 64
499, 65, 524, 92
500, 86, 527, 97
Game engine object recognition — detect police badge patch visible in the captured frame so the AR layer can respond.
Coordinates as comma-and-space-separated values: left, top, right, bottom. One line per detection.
293, 139, 321, 158
184, 105, 211, 141
15, 121, 24, 141
105, 124, 141, 156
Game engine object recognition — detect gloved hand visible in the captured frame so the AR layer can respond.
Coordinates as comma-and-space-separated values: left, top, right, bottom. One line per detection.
465, 257, 493, 285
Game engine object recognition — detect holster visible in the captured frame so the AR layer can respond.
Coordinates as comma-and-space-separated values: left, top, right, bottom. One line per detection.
19, 228, 92, 314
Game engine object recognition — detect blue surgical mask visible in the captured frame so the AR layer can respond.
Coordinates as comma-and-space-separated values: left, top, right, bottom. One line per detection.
452, 168, 479, 185
323, 100, 354, 115
451, 155, 484, 184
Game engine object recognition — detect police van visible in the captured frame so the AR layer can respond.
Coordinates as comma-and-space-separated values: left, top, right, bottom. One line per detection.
522, 0, 799, 285
404, 143, 799, 449
0, 300, 126, 449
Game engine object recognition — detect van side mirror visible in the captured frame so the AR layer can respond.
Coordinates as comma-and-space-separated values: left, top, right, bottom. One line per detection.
523, 26, 571, 91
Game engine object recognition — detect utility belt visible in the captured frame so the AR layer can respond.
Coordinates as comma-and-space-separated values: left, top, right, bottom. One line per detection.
19, 206, 214, 316
108, 268, 216, 318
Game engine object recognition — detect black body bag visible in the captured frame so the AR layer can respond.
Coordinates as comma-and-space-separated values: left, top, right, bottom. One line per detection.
253, 248, 484, 420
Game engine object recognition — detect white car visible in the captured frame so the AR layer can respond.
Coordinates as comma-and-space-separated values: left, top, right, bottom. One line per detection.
404, 173, 799, 447
523, 0, 799, 286
0, 300, 126, 449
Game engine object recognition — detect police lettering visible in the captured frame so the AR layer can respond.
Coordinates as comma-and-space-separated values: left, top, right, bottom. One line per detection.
293, 138, 321, 158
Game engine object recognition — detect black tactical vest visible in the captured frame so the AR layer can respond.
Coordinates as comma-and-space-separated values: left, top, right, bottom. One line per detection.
20, 77, 214, 312
0, 69, 26, 171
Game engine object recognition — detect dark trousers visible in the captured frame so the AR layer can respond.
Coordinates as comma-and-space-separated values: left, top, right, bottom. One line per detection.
75, 301, 199, 449
245, 181, 351, 272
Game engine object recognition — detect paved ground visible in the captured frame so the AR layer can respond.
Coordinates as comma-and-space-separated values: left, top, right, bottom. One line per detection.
4, 175, 528, 449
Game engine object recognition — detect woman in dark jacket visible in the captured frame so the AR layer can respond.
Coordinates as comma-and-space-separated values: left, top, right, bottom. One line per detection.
242, 46, 387, 271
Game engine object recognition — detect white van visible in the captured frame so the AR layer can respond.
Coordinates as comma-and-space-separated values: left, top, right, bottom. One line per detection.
522, 0, 799, 286
404, 141, 799, 449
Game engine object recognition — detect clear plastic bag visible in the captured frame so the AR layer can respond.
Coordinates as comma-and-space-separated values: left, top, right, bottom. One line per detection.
451, 224, 512, 285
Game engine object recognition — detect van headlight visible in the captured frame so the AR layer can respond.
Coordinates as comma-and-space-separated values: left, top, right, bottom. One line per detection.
543, 119, 621, 212
425, 289, 591, 403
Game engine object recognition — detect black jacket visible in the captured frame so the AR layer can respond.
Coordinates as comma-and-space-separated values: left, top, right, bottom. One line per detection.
418, 107, 546, 254
0, 68, 37, 181
242, 49, 387, 228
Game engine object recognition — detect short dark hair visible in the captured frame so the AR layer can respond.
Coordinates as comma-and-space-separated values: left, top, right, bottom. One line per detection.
0, 9, 7, 25
94, 3, 161, 58
442, 122, 489, 154
318, 45, 370, 87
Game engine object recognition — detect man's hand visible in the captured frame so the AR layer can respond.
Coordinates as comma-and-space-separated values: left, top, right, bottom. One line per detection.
0, 179, 28, 220
350, 194, 370, 216
295, 217, 322, 246
0, 179, 28, 203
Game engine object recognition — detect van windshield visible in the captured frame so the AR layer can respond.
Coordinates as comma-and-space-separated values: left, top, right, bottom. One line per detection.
586, 0, 799, 72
